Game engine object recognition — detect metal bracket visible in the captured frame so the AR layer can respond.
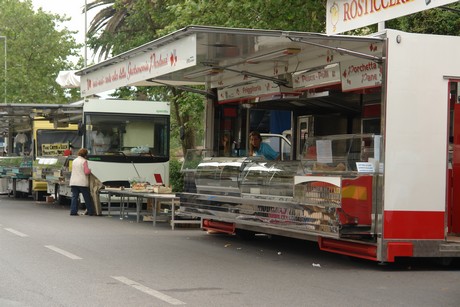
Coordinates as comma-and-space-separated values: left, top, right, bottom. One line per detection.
145, 79, 216, 98
289, 37, 384, 64
209, 65, 289, 87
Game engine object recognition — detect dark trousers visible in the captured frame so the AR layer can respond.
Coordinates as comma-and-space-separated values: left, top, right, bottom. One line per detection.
70, 186, 94, 215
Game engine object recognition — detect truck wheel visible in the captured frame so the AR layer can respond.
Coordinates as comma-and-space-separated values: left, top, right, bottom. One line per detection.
236, 229, 256, 240
434, 257, 453, 267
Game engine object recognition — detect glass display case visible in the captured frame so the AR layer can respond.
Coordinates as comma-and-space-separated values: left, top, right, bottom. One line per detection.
181, 149, 215, 193
195, 156, 246, 196
191, 155, 301, 199
299, 134, 382, 174
188, 154, 302, 199
34, 156, 68, 183
240, 158, 300, 199
294, 133, 382, 232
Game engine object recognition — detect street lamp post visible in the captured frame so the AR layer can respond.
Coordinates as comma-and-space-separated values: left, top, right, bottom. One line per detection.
0, 36, 6, 104
84, 0, 87, 68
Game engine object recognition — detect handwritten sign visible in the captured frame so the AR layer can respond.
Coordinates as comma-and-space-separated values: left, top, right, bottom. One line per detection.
218, 79, 295, 103
316, 140, 333, 164
42, 143, 69, 156
293, 64, 341, 91
341, 58, 382, 92
80, 35, 197, 96
356, 162, 375, 173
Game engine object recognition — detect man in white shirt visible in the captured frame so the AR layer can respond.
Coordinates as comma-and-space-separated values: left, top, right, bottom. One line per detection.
14, 132, 28, 155
92, 130, 109, 154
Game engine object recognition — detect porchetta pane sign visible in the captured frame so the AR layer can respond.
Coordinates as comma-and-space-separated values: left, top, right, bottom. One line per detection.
326, 0, 458, 35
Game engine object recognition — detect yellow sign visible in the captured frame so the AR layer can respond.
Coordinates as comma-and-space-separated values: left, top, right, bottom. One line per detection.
42, 143, 69, 156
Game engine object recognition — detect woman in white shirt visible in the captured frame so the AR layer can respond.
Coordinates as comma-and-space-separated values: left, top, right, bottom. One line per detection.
69, 148, 95, 216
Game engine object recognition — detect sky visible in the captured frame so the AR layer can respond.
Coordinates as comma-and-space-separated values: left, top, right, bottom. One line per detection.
31, 1, 114, 96
31, 0, 99, 63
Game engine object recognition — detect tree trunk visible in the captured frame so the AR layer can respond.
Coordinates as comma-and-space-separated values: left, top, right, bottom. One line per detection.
170, 88, 195, 157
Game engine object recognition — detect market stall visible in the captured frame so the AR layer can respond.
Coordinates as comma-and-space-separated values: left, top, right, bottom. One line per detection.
76, 26, 460, 263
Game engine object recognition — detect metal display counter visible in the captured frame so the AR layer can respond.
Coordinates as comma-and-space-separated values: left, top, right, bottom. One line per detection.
0, 156, 34, 197
181, 134, 382, 238
34, 156, 72, 199
102, 188, 200, 230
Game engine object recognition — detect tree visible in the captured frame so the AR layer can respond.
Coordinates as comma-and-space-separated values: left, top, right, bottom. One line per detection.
387, 4, 460, 36
85, 0, 126, 60
169, 88, 205, 155
0, 0, 82, 104
86, 0, 171, 59
160, 0, 326, 34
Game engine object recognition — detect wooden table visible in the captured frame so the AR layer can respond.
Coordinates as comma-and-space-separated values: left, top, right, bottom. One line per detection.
101, 188, 200, 229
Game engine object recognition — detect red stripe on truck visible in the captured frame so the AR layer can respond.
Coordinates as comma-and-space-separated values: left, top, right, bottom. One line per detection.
383, 211, 444, 239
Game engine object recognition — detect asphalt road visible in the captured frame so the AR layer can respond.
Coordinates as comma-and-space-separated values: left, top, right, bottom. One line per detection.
1, 196, 459, 307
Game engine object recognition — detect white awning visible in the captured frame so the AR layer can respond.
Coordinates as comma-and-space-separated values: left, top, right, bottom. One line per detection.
76, 26, 385, 97
56, 70, 80, 88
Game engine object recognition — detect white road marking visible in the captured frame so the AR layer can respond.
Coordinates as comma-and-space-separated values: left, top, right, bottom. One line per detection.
111, 276, 186, 305
4, 228, 29, 237
45, 245, 82, 260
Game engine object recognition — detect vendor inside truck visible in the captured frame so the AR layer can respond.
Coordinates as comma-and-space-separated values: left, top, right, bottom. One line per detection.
248, 131, 280, 161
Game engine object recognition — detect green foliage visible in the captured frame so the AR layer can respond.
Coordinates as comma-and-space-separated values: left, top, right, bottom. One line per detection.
0, 0, 82, 103
87, 0, 172, 59
162, 0, 327, 34
169, 159, 184, 192
85, 0, 329, 61
387, 4, 460, 36
169, 88, 205, 155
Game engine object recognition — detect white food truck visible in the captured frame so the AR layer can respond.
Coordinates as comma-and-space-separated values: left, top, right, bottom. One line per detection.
76, 26, 460, 263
